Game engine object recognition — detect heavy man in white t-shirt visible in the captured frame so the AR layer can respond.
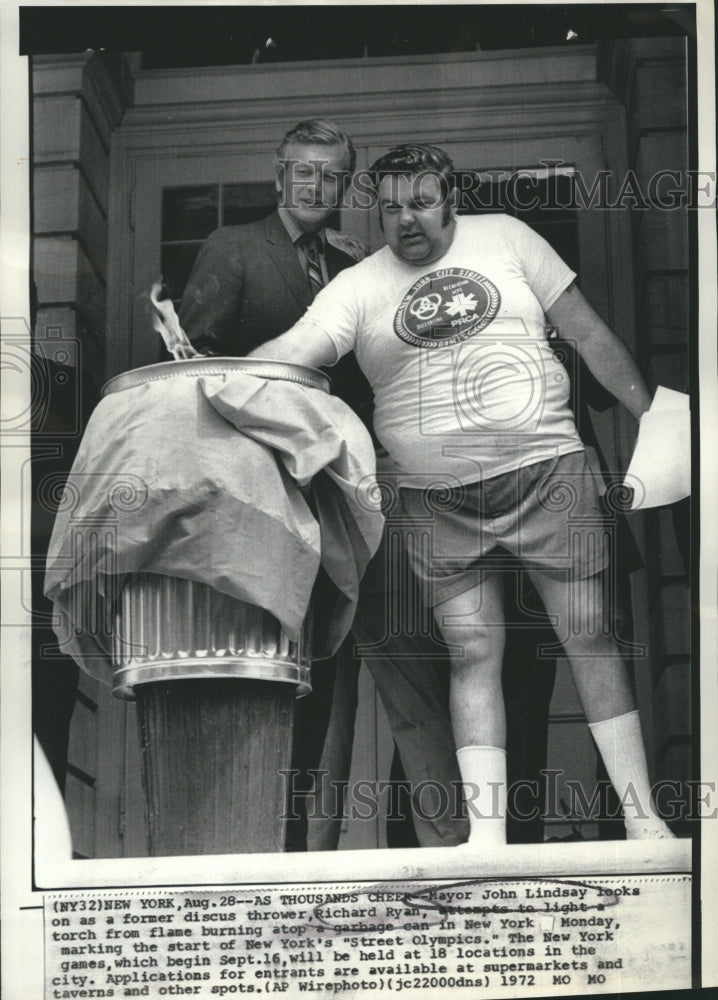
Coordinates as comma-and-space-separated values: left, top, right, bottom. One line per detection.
252, 143, 674, 844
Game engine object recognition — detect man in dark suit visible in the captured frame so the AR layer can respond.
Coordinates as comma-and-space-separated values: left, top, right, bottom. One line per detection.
179, 119, 371, 420
179, 120, 372, 851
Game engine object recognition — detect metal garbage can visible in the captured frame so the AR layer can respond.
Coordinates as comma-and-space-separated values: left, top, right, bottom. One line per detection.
103, 358, 329, 856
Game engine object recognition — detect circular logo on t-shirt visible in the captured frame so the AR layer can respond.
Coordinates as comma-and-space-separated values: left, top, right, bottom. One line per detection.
394, 268, 501, 348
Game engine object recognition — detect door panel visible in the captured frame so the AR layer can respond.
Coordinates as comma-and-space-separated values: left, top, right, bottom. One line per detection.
130, 151, 275, 370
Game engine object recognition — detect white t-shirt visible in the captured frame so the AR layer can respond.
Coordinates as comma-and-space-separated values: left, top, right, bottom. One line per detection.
295, 214, 584, 485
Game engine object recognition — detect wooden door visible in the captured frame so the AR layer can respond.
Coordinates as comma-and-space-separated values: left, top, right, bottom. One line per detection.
126, 151, 277, 372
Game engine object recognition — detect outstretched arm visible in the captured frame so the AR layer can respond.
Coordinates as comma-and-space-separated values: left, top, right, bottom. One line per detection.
546, 283, 652, 419
248, 321, 338, 369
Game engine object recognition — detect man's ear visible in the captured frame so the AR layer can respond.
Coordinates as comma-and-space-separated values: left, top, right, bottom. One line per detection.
441, 188, 458, 226
275, 161, 284, 197
448, 185, 459, 218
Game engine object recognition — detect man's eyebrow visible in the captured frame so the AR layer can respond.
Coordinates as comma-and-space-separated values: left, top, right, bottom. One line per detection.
281, 158, 330, 167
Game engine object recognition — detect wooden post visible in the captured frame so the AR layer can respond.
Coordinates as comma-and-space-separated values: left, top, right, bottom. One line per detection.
112, 572, 312, 855
135, 679, 295, 855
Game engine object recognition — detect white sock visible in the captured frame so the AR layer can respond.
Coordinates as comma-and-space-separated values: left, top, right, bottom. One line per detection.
588, 710, 674, 839
456, 745, 507, 847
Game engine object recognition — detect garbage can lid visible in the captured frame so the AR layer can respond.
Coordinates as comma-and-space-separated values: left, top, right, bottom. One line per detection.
102, 357, 332, 396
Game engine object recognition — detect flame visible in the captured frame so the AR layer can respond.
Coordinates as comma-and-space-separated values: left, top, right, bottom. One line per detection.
150, 282, 199, 361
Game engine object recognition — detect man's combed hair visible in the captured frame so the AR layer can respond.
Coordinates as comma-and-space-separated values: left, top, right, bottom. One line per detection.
369, 143, 456, 195
276, 119, 356, 173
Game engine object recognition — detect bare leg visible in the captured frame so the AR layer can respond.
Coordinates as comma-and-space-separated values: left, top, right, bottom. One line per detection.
434, 574, 506, 748
433, 575, 507, 845
528, 571, 633, 721
530, 570, 673, 838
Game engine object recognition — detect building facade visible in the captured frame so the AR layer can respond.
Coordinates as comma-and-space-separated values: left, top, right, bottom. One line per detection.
31, 39, 691, 856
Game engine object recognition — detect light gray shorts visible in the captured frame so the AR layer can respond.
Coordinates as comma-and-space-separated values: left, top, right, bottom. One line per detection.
397, 450, 610, 606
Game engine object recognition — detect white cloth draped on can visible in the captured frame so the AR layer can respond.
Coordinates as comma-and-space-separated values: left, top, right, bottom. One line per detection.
44, 371, 384, 684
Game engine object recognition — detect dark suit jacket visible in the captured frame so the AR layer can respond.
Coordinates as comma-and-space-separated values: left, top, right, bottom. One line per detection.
179, 210, 373, 420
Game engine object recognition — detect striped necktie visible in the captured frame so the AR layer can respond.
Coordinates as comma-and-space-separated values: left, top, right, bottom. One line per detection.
300, 232, 325, 300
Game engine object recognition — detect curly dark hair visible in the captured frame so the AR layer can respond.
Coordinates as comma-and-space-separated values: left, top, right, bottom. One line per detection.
369, 143, 455, 195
